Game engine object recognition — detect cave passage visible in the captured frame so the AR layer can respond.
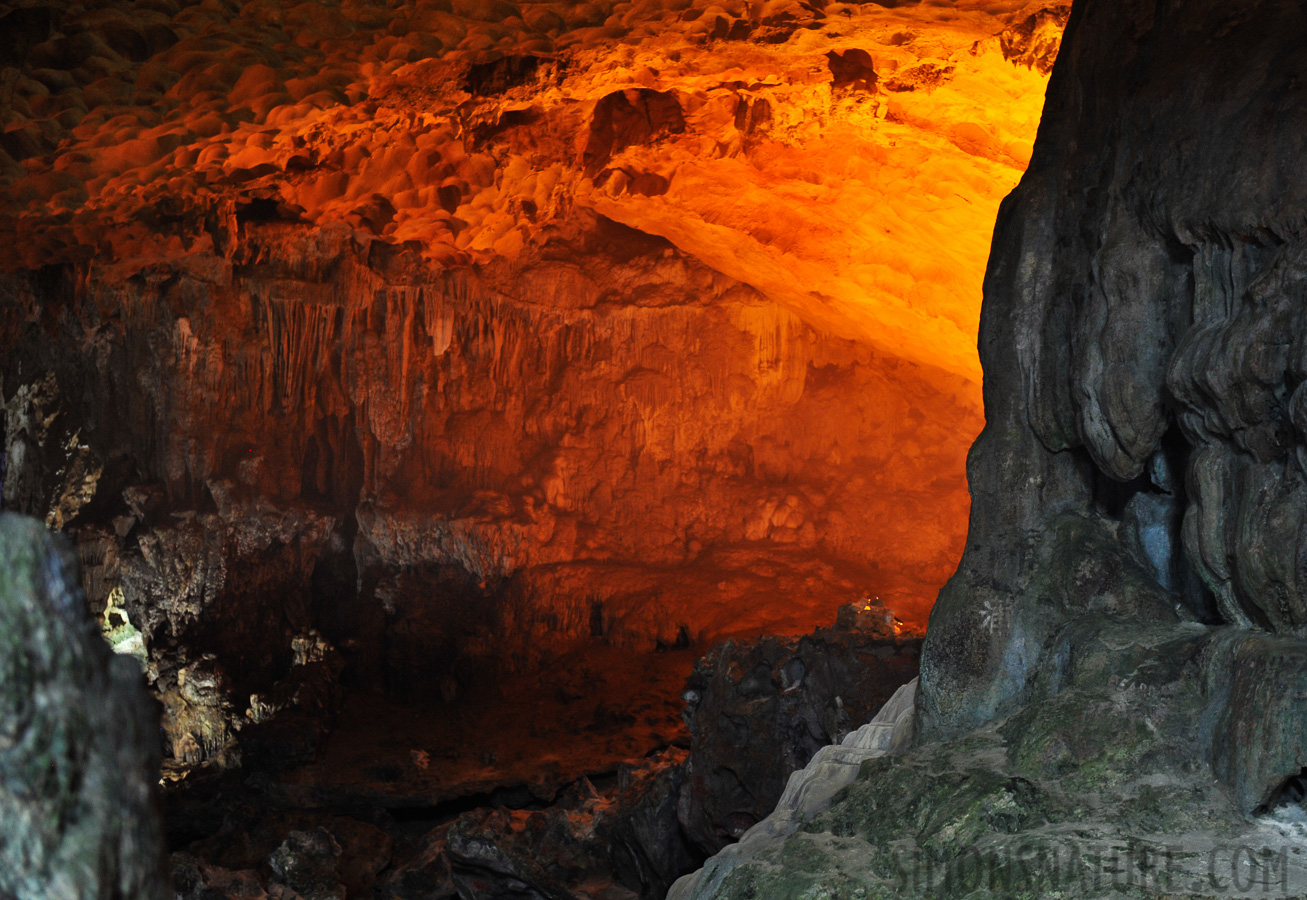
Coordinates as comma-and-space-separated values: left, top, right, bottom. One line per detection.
0, 0, 1066, 896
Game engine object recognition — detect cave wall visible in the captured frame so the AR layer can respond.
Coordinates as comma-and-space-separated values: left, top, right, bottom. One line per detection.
0, 211, 986, 768
0, 0, 1067, 771
2, 217, 977, 694
920, 0, 1307, 738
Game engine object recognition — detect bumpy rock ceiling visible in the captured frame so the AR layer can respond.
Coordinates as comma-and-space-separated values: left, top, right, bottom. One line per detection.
2, 0, 1059, 378
0, 0, 1064, 666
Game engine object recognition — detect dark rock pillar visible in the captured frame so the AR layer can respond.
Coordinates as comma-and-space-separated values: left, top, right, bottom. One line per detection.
920, 0, 1307, 742
0, 512, 166, 899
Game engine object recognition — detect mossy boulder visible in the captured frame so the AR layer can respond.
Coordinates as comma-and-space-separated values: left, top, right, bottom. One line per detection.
0, 512, 167, 899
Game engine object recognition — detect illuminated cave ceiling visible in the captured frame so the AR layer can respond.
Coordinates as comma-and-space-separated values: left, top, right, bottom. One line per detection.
0, 0, 1065, 663
2, 0, 1060, 378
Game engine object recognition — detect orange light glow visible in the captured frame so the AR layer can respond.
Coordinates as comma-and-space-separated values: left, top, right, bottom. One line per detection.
0, 0, 1062, 641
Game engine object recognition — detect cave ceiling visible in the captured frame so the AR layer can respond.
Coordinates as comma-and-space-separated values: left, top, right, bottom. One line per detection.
0, 0, 1066, 661
1, 0, 1061, 378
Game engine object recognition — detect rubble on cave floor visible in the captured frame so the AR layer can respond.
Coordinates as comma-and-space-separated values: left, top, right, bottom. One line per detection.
163, 607, 922, 900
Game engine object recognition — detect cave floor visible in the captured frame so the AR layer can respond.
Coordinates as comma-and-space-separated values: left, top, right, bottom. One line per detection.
163, 563, 935, 819
258, 643, 701, 810
158, 602, 927, 895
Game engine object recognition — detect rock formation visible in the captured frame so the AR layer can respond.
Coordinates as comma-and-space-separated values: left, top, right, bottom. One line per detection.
677, 608, 919, 855
674, 1, 1307, 897
669, 678, 916, 900
919, 0, 1307, 744
0, 512, 166, 899
0, 0, 1063, 779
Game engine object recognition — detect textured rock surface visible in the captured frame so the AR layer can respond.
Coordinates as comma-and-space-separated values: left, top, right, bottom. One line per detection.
267, 828, 347, 900
0, 512, 166, 899
675, 1, 1307, 897
676, 608, 919, 855
668, 678, 916, 900
0, 0, 1065, 779
676, 528, 1307, 898
920, 0, 1307, 741
0, 0, 1055, 380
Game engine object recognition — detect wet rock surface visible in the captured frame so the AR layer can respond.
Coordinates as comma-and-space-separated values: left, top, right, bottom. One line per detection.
0, 513, 167, 899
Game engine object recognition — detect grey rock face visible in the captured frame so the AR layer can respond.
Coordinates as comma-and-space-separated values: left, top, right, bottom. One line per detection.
921, 0, 1307, 739
0, 512, 166, 899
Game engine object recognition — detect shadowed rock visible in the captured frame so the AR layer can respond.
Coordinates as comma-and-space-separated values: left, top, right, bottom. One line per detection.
0, 512, 166, 899
676, 618, 919, 856
921, 0, 1307, 738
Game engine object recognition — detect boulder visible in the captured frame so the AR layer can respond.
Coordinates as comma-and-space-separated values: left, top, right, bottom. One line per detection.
0, 513, 167, 898
677, 620, 920, 854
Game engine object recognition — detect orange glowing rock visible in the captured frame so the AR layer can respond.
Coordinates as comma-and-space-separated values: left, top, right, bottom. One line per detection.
0, 0, 1066, 640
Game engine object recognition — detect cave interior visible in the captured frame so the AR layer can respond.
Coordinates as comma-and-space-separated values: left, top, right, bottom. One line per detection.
5, 0, 1307, 898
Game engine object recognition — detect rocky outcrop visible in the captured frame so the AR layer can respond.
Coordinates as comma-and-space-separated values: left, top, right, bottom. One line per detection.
919, 0, 1307, 745
674, 1, 1307, 897
677, 607, 919, 855
0, 0, 1066, 779
435, 753, 693, 900
669, 678, 917, 900
675, 581, 1307, 898
0, 513, 166, 899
